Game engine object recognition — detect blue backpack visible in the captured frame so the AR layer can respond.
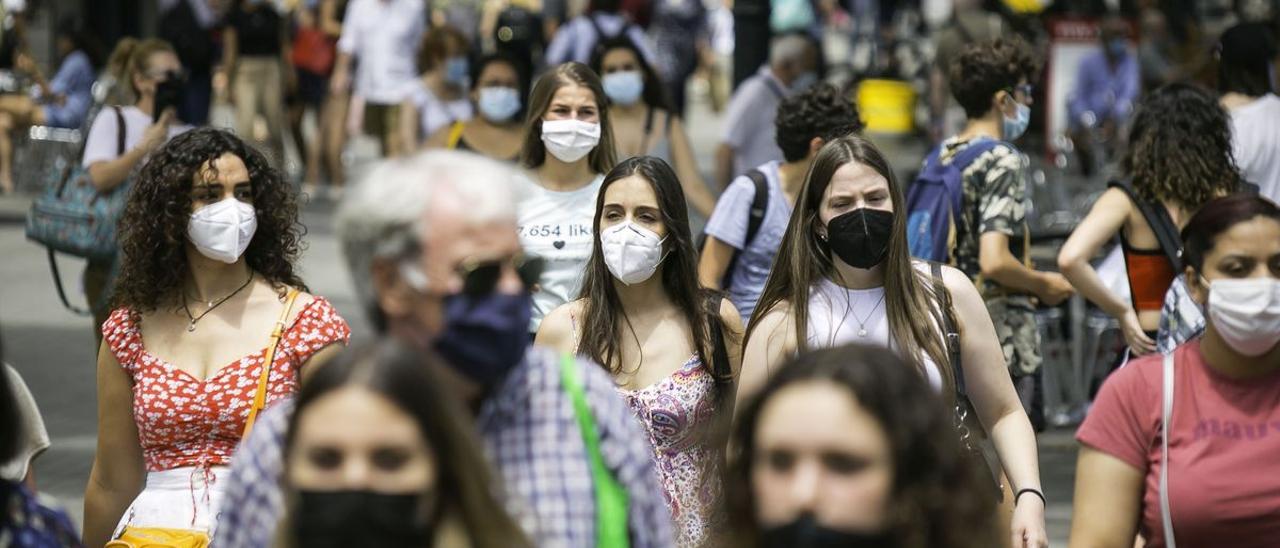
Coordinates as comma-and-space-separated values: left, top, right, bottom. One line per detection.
905, 139, 1003, 263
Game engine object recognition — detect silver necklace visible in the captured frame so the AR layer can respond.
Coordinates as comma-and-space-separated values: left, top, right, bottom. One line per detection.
851, 291, 886, 337
182, 272, 254, 332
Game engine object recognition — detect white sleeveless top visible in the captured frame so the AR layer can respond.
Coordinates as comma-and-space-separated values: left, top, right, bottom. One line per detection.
806, 274, 946, 392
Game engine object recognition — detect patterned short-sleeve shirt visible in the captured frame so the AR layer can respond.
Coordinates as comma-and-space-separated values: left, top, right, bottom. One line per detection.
101, 297, 350, 472
942, 136, 1029, 289
941, 137, 1041, 376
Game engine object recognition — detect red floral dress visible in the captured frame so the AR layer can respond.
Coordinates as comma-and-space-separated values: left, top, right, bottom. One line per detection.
102, 298, 351, 472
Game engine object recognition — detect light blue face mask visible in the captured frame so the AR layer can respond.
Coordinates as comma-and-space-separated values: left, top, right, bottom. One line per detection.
1002, 95, 1031, 141
791, 71, 818, 92
445, 57, 469, 86
602, 70, 645, 106
477, 86, 521, 122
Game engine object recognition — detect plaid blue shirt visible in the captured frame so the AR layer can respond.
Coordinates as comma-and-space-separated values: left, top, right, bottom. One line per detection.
214, 346, 674, 548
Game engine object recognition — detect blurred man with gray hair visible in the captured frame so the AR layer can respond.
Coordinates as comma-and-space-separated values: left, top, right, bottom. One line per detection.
214, 150, 672, 548
715, 33, 819, 189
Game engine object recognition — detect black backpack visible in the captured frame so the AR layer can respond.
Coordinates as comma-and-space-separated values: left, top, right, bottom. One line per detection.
700, 168, 769, 288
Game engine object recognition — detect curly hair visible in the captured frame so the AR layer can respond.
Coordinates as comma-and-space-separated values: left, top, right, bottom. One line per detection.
774, 82, 864, 162
725, 344, 999, 548
1124, 83, 1241, 210
113, 128, 307, 313
949, 37, 1039, 120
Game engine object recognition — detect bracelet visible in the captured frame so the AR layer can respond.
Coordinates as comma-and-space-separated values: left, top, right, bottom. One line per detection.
1015, 488, 1046, 507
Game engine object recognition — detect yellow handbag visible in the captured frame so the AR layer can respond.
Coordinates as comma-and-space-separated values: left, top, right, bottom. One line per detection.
106, 291, 300, 548
103, 527, 210, 548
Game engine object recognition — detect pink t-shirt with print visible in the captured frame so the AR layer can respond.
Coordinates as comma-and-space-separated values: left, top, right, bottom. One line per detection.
1077, 340, 1280, 548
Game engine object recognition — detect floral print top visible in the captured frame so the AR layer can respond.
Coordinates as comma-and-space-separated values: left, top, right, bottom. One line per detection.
618, 356, 726, 547
101, 299, 350, 472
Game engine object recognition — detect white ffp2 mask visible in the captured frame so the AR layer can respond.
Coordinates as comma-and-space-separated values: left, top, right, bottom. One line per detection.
541, 119, 600, 163
600, 221, 667, 285
188, 197, 257, 264
1208, 278, 1280, 356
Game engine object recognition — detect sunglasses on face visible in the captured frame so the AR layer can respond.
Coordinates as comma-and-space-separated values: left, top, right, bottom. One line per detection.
457, 254, 544, 296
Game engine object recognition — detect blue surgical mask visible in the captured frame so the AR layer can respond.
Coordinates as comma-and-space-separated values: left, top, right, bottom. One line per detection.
791, 71, 818, 92
433, 291, 532, 386
1002, 98, 1031, 141
603, 70, 645, 106
477, 86, 521, 122
445, 56, 469, 86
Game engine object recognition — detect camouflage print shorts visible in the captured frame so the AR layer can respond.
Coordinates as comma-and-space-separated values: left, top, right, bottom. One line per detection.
985, 295, 1043, 377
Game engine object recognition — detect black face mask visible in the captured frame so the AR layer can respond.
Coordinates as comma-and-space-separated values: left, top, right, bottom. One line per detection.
826, 208, 894, 270
292, 490, 435, 548
760, 514, 895, 548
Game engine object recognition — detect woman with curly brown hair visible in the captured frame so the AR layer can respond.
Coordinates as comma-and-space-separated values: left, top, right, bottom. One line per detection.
82, 128, 351, 547
727, 343, 1001, 548
1058, 83, 1243, 356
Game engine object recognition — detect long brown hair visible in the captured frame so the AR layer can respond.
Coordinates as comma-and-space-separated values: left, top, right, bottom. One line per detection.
519, 62, 617, 174
745, 135, 952, 392
577, 156, 727, 382
726, 344, 999, 548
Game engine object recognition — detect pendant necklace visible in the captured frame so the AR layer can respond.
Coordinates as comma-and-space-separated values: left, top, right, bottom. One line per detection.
852, 292, 886, 337
182, 271, 255, 332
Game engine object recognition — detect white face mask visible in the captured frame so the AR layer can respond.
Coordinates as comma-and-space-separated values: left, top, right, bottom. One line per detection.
1207, 277, 1280, 357
600, 221, 667, 285
541, 119, 600, 163
188, 197, 257, 264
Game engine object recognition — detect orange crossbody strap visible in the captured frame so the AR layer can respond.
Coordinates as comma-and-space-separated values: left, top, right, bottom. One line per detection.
446, 121, 465, 149
242, 289, 300, 439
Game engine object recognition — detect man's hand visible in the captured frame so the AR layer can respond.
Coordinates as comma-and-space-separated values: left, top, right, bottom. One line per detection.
1035, 272, 1075, 307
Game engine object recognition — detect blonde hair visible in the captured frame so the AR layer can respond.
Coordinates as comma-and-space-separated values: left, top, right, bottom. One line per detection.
105, 37, 175, 102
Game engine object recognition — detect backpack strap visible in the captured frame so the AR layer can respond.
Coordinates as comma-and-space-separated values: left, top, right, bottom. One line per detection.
721, 168, 770, 287
743, 168, 769, 248
948, 138, 1004, 171
113, 106, 126, 156
1160, 351, 1177, 547
929, 261, 965, 396
587, 14, 612, 40
940, 138, 1002, 220
1107, 180, 1182, 270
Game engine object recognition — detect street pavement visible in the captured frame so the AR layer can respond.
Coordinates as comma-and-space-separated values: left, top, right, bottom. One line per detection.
0, 92, 1081, 545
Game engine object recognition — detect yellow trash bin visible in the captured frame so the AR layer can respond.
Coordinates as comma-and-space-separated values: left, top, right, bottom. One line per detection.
856, 79, 916, 135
